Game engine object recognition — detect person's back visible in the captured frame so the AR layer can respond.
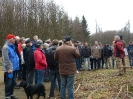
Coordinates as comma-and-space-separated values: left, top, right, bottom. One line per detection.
54, 36, 80, 99
55, 44, 80, 75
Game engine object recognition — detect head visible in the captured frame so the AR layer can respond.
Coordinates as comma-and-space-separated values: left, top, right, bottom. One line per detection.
94, 41, 98, 46
43, 43, 49, 49
21, 44, 26, 50
58, 40, 63, 46
112, 41, 115, 46
19, 81, 28, 88
6, 34, 16, 44
74, 41, 80, 46
19, 37, 25, 44
52, 39, 58, 46
63, 36, 73, 46
25, 39, 32, 46
129, 41, 133, 45
15, 36, 20, 43
84, 42, 88, 47
33, 35, 38, 41
36, 40, 43, 49
105, 42, 108, 46
114, 35, 120, 42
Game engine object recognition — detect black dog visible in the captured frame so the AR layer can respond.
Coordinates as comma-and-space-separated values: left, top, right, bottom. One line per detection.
19, 81, 45, 99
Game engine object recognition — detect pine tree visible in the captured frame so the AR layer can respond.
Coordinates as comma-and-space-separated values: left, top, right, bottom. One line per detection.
81, 15, 90, 42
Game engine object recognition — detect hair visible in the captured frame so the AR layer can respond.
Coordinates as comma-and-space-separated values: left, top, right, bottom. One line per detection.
114, 35, 120, 40
19, 37, 25, 42
33, 35, 38, 39
52, 39, 58, 45
84, 42, 88, 47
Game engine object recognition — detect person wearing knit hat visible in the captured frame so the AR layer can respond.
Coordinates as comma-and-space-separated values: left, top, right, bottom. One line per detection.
2, 34, 19, 99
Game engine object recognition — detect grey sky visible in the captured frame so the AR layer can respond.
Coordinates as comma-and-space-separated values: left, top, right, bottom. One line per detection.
55, 0, 133, 33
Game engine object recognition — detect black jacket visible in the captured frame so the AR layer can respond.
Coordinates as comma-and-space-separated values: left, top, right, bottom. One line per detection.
102, 45, 112, 57
45, 45, 59, 72
23, 45, 35, 71
82, 46, 91, 58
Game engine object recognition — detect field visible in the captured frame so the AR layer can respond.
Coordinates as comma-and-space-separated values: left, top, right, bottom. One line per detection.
0, 58, 133, 99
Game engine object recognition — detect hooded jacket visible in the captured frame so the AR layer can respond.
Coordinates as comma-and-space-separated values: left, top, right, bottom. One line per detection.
114, 40, 125, 58
34, 48, 47, 70
2, 41, 19, 72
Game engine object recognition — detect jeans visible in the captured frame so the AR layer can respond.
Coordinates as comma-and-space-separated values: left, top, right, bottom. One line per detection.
26, 70, 34, 84
5, 71, 16, 98
35, 70, 45, 84
49, 72, 61, 97
60, 74, 75, 99
83, 57, 91, 70
75, 58, 81, 70
94, 58, 101, 69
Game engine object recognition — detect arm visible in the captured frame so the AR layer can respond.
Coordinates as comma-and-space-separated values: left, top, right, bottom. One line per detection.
73, 48, 80, 58
2, 46, 13, 71
116, 44, 125, 53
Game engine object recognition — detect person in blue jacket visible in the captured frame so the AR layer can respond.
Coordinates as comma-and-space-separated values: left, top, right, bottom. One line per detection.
2, 34, 19, 99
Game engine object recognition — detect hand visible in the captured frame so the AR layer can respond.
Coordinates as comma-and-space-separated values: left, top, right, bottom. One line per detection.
8, 69, 13, 73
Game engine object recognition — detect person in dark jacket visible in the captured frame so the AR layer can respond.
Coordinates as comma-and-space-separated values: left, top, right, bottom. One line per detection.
127, 41, 133, 66
23, 39, 35, 84
46, 39, 61, 98
74, 41, 82, 71
82, 42, 91, 70
102, 42, 112, 69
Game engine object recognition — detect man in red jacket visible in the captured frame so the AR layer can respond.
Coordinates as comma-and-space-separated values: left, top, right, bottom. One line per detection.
114, 35, 125, 76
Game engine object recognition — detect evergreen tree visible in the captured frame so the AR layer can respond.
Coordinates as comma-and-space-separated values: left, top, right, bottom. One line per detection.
81, 15, 90, 42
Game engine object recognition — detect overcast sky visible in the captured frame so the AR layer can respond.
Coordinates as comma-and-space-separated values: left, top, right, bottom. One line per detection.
55, 0, 133, 33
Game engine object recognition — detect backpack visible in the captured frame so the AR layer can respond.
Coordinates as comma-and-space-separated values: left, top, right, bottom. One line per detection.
45, 46, 58, 67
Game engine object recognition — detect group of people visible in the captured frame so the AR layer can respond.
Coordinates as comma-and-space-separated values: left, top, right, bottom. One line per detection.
1, 33, 133, 99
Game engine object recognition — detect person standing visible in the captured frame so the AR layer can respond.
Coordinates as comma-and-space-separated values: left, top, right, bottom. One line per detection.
34, 40, 47, 84
91, 41, 101, 70
114, 35, 125, 76
46, 39, 61, 98
102, 42, 112, 69
2, 34, 19, 99
127, 41, 133, 67
54, 36, 80, 99
82, 42, 91, 70
23, 39, 35, 84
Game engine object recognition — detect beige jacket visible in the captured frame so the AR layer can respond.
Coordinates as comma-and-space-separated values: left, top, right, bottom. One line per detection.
91, 45, 101, 59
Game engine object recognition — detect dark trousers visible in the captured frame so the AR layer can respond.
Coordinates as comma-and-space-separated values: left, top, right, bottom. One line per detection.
90, 58, 94, 69
100, 57, 104, 68
5, 71, 16, 98
26, 70, 34, 84
22, 64, 26, 81
94, 58, 101, 69
49, 71, 61, 97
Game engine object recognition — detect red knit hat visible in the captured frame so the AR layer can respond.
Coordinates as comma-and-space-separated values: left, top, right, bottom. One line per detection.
6, 34, 16, 39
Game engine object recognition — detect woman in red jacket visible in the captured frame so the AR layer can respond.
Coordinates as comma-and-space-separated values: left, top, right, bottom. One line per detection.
34, 40, 47, 84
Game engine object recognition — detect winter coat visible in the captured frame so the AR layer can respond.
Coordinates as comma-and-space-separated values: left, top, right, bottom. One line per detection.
23, 45, 35, 71
114, 40, 125, 58
82, 46, 91, 58
45, 45, 59, 72
127, 45, 133, 56
2, 41, 19, 72
91, 45, 101, 59
102, 45, 112, 57
54, 44, 80, 75
34, 48, 47, 70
